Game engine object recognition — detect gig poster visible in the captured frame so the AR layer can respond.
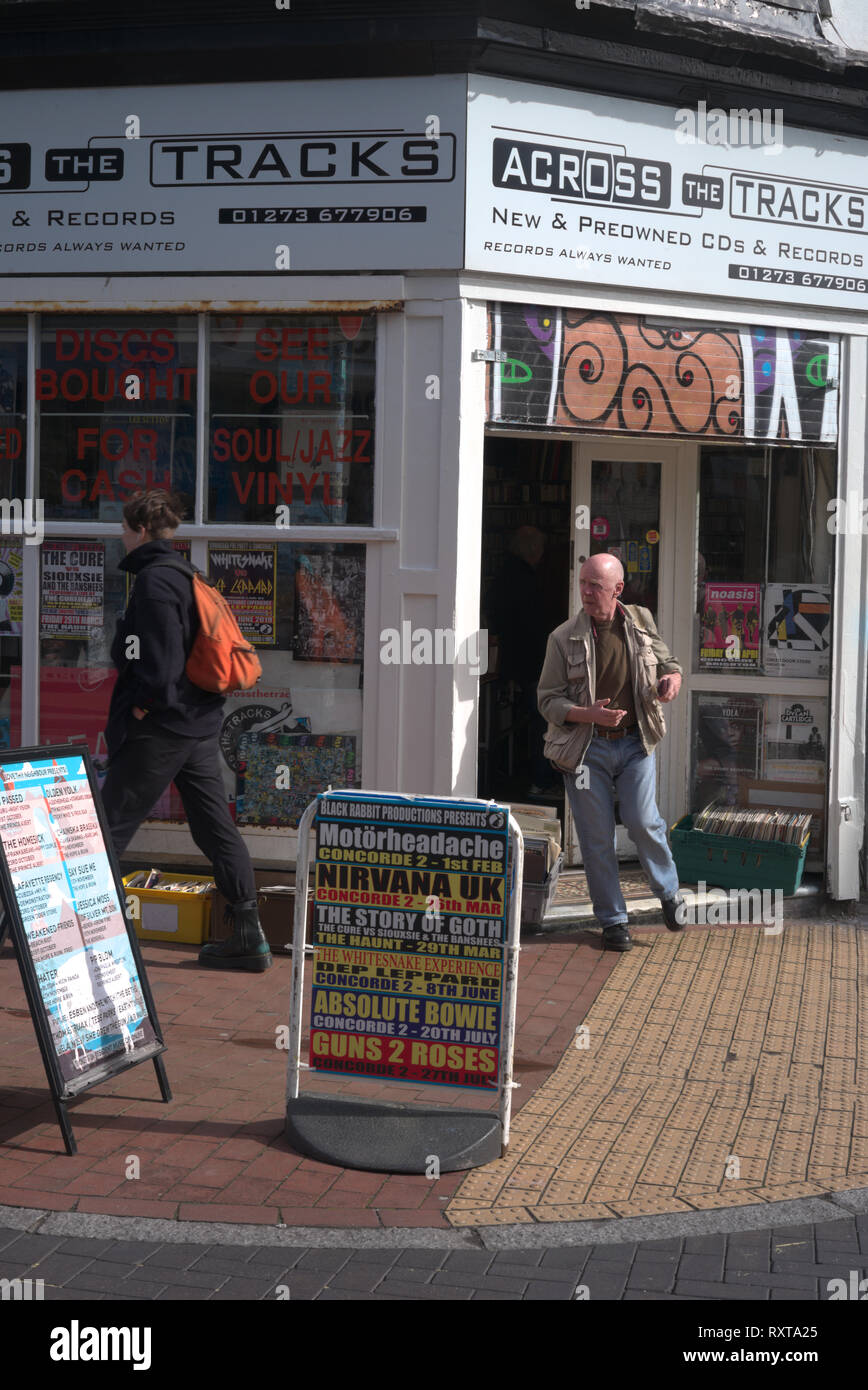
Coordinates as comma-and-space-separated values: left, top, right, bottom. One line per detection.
0, 546, 23, 635
40, 541, 105, 639
763, 584, 831, 677
0, 748, 160, 1092
208, 542, 277, 646
698, 582, 761, 671
309, 793, 510, 1091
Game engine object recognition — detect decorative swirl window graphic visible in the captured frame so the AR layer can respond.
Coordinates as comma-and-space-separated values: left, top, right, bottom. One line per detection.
486, 304, 839, 444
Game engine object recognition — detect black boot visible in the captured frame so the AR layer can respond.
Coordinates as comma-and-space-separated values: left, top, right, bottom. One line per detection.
198, 898, 273, 972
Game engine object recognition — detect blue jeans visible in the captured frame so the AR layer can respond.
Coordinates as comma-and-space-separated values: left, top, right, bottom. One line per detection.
563, 729, 679, 928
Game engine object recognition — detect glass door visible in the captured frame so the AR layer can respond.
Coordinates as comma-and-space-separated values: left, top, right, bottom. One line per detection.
569, 440, 694, 866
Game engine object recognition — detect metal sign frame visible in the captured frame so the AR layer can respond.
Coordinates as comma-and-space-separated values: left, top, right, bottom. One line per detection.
285, 790, 523, 1168
0, 743, 170, 1155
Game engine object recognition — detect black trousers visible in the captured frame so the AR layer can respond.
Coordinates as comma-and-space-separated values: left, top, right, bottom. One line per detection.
99, 718, 256, 905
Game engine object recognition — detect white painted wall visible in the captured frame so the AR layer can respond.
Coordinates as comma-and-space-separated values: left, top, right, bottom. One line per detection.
375, 282, 485, 797
827, 335, 868, 898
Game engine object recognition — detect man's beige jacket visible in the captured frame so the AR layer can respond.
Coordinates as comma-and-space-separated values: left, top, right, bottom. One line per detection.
537, 602, 683, 771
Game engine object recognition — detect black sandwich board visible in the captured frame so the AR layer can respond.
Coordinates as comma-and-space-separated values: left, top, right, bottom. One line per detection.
0, 743, 170, 1154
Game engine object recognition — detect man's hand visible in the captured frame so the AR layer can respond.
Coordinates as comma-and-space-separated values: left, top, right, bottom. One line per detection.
657, 673, 682, 704
588, 697, 628, 727
132, 707, 148, 720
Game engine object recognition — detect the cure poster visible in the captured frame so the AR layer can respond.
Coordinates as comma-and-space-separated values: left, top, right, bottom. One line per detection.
0, 748, 160, 1092
310, 794, 510, 1091
41, 541, 105, 640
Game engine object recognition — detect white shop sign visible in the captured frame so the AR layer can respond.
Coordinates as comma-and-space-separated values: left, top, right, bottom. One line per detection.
0, 76, 465, 278
466, 73, 868, 312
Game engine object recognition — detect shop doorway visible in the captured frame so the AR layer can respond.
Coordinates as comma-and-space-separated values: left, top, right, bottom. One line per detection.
477, 435, 572, 812
479, 434, 834, 878
477, 435, 690, 863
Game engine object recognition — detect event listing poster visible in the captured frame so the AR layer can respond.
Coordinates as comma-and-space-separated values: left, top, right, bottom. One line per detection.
309, 794, 510, 1090
0, 752, 156, 1085
41, 541, 105, 640
208, 542, 277, 647
763, 584, 831, 677
699, 582, 761, 671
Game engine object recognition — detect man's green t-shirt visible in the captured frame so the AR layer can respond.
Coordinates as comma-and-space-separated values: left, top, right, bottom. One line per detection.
593, 611, 637, 726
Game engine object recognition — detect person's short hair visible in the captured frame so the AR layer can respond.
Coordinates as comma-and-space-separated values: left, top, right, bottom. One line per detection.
509, 525, 545, 566
122, 489, 186, 537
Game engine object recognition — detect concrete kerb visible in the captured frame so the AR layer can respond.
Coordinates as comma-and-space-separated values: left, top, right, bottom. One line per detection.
3, 1186, 867, 1252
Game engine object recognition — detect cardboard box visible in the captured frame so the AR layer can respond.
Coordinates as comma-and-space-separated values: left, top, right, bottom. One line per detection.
124, 872, 215, 944
510, 806, 562, 884
522, 838, 550, 884
508, 802, 560, 822
211, 883, 313, 954
258, 886, 314, 954
505, 802, 563, 921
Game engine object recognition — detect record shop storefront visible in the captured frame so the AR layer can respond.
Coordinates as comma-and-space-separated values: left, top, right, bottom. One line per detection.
477, 304, 840, 883
463, 75, 867, 901
0, 71, 866, 895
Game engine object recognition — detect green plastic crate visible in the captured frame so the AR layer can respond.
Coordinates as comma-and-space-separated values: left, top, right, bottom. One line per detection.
670, 814, 809, 896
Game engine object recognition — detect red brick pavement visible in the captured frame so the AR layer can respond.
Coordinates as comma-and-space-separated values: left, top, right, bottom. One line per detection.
0, 929, 616, 1228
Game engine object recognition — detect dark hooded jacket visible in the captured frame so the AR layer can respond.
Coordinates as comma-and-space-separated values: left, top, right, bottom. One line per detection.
105, 540, 224, 758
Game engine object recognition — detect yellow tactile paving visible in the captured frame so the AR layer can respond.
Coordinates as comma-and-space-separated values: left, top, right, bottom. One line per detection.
607, 1197, 695, 1217
530, 1203, 616, 1223
447, 921, 868, 1227
452, 1206, 536, 1225
501, 1163, 556, 1193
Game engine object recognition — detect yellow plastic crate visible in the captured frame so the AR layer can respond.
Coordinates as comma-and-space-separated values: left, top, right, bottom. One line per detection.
123, 872, 215, 944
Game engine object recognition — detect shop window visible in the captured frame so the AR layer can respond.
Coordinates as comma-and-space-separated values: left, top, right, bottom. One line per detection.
693, 446, 833, 865
26, 537, 364, 832
38, 315, 197, 522
0, 317, 27, 503
0, 542, 24, 754
690, 691, 828, 861
207, 314, 375, 526
4, 536, 123, 800
210, 542, 364, 827
26, 537, 186, 820
696, 447, 834, 677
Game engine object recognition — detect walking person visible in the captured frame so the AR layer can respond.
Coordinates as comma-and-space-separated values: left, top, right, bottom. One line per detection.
538, 552, 684, 951
99, 489, 272, 972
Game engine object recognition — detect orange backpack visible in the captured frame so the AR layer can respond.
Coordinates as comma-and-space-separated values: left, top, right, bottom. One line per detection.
150, 557, 263, 695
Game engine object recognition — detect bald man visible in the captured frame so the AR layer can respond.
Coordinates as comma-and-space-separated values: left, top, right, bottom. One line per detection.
537, 553, 684, 950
